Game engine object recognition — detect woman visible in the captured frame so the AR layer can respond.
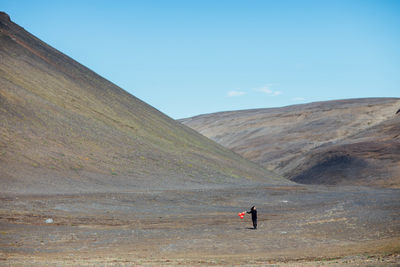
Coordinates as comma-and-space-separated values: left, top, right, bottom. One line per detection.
247, 206, 257, 229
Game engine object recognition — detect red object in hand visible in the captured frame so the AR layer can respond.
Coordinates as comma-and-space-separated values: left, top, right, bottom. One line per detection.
238, 211, 246, 219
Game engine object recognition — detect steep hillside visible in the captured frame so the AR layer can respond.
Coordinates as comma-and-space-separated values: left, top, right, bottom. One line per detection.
0, 12, 284, 194
181, 98, 400, 187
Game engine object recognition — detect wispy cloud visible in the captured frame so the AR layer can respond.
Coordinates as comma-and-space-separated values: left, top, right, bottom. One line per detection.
258, 87, 273, 94
227, 90, 246, 97
292, 97, 306, 101
256, 85, 282, 96
273, 91, 282, 96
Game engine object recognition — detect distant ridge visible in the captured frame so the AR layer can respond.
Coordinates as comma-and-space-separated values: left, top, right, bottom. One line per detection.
0, 12, 285, 194
181, 98, 400, 187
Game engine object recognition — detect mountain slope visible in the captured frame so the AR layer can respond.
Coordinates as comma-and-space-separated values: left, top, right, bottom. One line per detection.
181, 98, 400, 187
0, 12, 284, 194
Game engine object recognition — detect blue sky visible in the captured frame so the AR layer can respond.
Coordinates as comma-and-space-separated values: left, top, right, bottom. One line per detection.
3, 0, 400, 119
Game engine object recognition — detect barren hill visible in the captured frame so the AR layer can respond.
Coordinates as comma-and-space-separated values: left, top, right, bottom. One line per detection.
181, 98, 400, 187
0, 12, 283, 194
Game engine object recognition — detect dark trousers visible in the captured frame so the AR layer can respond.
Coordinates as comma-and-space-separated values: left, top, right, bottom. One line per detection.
252, 219, 257, 229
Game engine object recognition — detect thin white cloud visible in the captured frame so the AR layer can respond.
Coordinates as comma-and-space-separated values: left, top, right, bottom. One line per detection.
256, 85, 282, 96
227, 90, 246, 97
273, 91, 282, 96
258, 86, 273, 94
292, 97, 306, 101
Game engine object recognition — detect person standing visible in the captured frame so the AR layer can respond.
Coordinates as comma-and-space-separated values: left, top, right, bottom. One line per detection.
247, 206, 257, 229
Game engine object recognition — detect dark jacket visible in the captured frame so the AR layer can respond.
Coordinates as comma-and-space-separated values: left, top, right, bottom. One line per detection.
247, 207, 257, 221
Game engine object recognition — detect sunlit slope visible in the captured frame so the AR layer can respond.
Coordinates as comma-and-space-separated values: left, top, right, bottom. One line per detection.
0, 12, 284, 193
181, 98, 400, 187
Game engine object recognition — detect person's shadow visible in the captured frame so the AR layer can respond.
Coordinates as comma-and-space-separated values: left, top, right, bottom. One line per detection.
246, 227, 256, 230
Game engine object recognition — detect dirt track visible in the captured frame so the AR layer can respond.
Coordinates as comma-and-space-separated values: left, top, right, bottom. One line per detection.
1, 185, 399, 266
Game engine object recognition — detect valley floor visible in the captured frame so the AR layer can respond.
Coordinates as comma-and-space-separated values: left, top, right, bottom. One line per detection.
1, 185, 399, 266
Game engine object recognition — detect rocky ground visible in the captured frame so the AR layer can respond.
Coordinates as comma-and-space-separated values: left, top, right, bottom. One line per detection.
1, 184, 399, 266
